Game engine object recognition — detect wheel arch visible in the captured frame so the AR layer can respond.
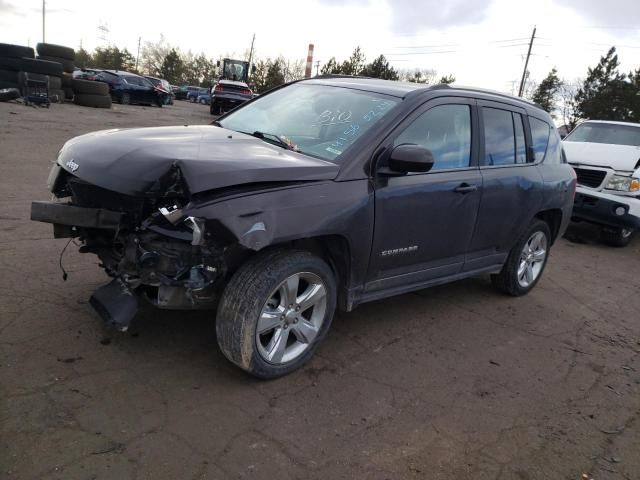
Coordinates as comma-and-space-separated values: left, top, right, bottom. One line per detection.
535, 208, 563, 244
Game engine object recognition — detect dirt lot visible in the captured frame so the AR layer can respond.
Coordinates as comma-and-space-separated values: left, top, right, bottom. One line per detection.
1, 100, 639, 480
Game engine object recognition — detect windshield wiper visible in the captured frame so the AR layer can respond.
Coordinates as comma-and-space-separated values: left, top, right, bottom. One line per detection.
250, 131, 296, 151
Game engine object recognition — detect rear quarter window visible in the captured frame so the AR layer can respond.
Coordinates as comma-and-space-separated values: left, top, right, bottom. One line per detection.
529, 117, 550, 162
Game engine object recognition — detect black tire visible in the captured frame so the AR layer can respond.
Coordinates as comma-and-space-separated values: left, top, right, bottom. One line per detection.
63, 87, 74, 100
37, 55, 74, 73
18, 71, 48, 86
0, 88, 20, 102
71, 78, 108, 95
119, 92, 131, 105
0, 43, 34, 59
21, 57, 63, 76
0, 68, 19, 84
48, 75, 62, 90
216, 250, 337, 379
73, 93, 112, 108
61, 73, 72, 88
601, 227, 635, 247
491, 219, 551, 296
0, 56, 23, 71
0, 80, 19, 90
36, 43, 75, 61
211, 101, 222, 115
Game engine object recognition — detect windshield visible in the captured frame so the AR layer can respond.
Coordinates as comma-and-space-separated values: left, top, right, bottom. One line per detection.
223, 60, 247, 82
219, 83, 400, 162
565, 122, 640, 147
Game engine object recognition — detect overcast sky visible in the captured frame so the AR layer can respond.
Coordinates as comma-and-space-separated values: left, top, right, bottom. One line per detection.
1, 0, 639, 92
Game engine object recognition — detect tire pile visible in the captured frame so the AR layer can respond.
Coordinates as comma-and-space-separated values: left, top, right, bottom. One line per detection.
72, 77, 111, 108
0, 42, 66, 103
0, 42, 111, 108
35, 42, 75, 102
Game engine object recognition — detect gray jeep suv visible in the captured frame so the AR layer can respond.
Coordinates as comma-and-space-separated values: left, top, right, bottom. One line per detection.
31, 77, 576, 378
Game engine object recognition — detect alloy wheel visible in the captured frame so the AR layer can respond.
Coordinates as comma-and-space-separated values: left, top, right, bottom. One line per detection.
517, 231, 548, 288
255, 272, 327, 365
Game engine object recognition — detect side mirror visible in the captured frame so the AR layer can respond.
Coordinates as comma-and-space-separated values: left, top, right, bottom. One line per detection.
388, 144, 434, 173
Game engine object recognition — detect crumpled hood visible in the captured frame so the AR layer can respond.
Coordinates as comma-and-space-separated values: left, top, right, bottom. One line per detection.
563, 141, 640, 173
56, 125, 339, 196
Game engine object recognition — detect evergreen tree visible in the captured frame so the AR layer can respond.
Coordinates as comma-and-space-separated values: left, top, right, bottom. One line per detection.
531, 68, 562, 115
574, 47, 640, 122
160, 49, 185, 85
438, 74, 456, 85
361, 55, 399, 80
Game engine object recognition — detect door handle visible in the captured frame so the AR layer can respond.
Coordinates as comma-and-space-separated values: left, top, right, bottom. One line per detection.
454, 183, 478, 194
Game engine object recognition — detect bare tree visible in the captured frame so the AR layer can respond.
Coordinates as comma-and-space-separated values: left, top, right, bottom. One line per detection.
399, 68, 437, 84
558, 79, 581, 130
140, 35, 171, 76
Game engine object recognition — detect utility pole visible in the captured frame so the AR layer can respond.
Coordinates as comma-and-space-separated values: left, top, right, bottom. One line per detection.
518, 26, 536, 97
314, 60, 320, 76
135, 36, 141, 72
42, 0, 45, 43
247, 33, 256, 69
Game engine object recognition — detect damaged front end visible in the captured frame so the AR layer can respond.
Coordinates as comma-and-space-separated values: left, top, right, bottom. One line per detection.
32, 166, 228, 331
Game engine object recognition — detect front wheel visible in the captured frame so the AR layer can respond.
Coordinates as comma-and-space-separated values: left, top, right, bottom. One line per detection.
601, 226, 635, 247
216, 250, 336, 379
120, 92, 130, 105
491, 220, 551, 296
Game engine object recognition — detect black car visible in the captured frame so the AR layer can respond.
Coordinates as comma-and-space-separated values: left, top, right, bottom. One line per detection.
31, 77, 576, 378
96, 70, 166, 107
144, 75, 174, 105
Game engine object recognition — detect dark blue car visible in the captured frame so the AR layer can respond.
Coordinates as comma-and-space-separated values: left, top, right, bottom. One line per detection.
96, 70, 166, 107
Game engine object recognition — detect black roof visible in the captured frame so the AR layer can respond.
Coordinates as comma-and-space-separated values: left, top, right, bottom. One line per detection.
302, 75, 544, 112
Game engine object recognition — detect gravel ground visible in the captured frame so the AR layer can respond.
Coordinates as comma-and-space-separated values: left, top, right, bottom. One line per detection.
1, 99, 639, 480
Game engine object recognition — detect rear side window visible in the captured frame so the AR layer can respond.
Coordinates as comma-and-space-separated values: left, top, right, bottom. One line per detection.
530, 117, 550, 162
482, 107, 519, 166
394, 104, 471, 171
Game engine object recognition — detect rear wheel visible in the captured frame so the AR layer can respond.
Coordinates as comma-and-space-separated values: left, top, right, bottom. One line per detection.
120, 92, 130, 105
491, 220, 551, 296
216, 250, 336, 379
211, 101, 222, 115
601, 226, 635, 247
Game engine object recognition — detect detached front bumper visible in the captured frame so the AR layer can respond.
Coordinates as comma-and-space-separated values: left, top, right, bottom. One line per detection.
31, 201, 123, 236
572, 187, 640, 230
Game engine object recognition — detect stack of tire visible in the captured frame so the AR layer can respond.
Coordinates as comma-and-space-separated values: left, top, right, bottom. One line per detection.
35, 43, 74, 102
0, 43, 35, 91
72, 78, 111, 108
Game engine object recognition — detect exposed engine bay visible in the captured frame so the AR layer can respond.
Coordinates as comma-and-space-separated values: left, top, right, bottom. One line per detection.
33, 168, 234, 330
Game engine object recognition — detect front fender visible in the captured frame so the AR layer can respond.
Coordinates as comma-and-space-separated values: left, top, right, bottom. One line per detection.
185, 180, 374, 287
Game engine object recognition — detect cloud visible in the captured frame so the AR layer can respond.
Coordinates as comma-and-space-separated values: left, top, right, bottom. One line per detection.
317, 0, 493, 33
0, 0, 21, 15
562, 0, 640, 26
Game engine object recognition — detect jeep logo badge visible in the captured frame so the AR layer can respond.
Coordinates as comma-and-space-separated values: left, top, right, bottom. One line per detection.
66, 159, 79, 172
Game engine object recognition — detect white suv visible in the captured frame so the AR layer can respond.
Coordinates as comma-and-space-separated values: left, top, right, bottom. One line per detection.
563, 120, 640, 246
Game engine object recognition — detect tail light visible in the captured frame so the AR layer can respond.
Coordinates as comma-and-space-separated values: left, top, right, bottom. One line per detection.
214, 85, 224, 93
242, 88, 252, 96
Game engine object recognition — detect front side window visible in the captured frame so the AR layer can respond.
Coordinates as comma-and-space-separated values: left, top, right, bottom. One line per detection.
393, 104, 471, 171
220, 83, 400, 162
530, 117, 551, 162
